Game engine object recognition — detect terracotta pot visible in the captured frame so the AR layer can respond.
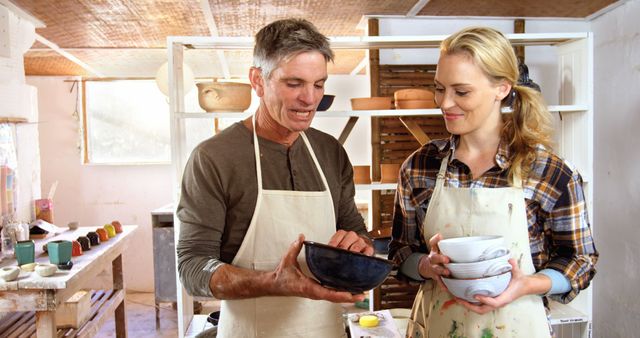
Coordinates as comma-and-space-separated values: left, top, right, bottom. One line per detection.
395, 99, 437, 109
350, 97, 393, 110
352, 165, 371, 184
380, 163, 401, 183
197, 80, 252, 112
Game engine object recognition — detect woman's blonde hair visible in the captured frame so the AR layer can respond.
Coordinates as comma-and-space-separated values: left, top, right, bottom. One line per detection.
440, 26, 554, 184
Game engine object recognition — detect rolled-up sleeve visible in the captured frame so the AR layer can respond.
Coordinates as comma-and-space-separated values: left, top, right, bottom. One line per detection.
544, 170, 598, 303
176, 147, 227, 297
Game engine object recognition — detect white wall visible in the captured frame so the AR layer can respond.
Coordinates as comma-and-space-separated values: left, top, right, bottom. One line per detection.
591, 1, 640, 336
27, 76, 172, 292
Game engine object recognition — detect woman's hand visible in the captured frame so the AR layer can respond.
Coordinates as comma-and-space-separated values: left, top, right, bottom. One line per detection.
455, 258, 551, 314
417, 233, 451, 289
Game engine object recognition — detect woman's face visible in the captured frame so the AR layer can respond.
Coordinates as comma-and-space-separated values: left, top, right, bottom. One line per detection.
434, 52, 510, 137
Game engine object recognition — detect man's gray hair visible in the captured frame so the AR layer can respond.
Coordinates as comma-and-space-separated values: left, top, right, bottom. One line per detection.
253, 18, 334, 79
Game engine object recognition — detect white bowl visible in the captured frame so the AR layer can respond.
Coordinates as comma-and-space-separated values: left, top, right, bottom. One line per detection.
442, 271, 512, 303
0, 266, 20, 282
445, 251, 512, 279
35, 263, 57, 277
438, 235, 507, 263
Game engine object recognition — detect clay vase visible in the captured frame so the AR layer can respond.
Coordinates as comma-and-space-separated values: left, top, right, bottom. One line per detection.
111, 220, 123, 233
96, 228, 109, 242
77, 236, 91, 251
197, 80, 252, 112
104, 224, 116, 238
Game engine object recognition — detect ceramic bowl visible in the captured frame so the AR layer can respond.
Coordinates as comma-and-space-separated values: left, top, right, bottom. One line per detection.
442, 271, 512, 303
438, 235, 507, 263
197, 81, 251, 112
35, 263, 58, 277
0, 266, 20, 281
395, 99, 437, 109
393, 88, 434, 101
317, 94, 335, 111
304, 241, 393, 293
20, 262, 37, 272
445, 251, 512, 279
350, 97, 393, 110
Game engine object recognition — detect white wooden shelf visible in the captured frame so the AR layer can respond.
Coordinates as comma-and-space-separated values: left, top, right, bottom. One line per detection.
175, 104, 588, 119
549, 301, 589, 326
355, 183, 397, 191
174, 32, 589, 50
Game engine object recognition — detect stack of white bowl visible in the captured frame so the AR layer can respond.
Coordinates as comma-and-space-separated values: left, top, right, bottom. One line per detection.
438, 235, 512, 303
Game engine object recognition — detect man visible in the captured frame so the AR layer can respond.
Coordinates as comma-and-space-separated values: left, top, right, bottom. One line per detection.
177, 18, 373, 337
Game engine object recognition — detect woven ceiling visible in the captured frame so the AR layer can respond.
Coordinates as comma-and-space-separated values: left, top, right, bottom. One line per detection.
14, 0, 617, 77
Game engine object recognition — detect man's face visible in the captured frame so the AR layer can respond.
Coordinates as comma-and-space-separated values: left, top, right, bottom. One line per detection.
255, 51, 328, 133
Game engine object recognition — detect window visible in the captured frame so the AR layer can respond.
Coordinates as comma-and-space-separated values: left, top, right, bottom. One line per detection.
83, 80, 171, 164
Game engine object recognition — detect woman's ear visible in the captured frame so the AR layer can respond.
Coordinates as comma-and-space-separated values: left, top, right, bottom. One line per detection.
249, 67, 264, 97
496, 80, 512, 102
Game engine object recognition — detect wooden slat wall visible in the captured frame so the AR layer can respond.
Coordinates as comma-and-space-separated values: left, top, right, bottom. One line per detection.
371, 64, 449, 231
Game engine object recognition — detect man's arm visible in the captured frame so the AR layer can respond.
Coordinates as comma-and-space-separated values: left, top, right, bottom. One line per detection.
209, 234, 365, 302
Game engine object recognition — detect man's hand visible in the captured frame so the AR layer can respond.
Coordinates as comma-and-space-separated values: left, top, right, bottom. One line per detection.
270, 234, 365, 303
328, 230, 374, 256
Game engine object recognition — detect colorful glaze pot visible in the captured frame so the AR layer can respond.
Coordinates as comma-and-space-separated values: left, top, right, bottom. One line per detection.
111, 220, 123, 233
104, 224, 116, 238
71, 240, 83, 256
96, 228, 109, 242
15, 240, 35, 265
77, 236, 91, 251
87, 232, 100, 246
48, 240, 72, 265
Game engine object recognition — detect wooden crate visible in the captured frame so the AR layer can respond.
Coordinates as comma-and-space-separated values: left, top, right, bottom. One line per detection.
56, 290, 91, 328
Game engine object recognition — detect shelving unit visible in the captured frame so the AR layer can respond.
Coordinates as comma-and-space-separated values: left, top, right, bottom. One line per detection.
167, 30, 593, 338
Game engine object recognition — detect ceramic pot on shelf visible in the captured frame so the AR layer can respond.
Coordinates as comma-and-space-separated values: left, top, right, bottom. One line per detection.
197, 80, 252, 112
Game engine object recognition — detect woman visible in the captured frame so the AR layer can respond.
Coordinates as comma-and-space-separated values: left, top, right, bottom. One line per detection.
389, 27, 598, 337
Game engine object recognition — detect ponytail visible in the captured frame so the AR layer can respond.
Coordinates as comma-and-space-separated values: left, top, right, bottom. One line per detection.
502, 85, 554, 185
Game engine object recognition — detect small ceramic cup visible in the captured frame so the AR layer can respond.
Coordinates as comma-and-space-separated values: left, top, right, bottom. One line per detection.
0, 266, 20, 281
104, 224, 116, 238
15, 240, 35, 265
35, 263, 57, 277
20, 262, 37, 272
47, 240, 73, 265
96, 228, 109, 242
68, 221, 79, 230
87, 232, 100, 246
77, 236, 91, 251
111, 220, 123, 233
71, 240, 83, 257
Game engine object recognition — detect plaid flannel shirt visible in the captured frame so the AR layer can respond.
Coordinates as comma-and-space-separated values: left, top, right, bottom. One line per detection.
389, 136, 598, 303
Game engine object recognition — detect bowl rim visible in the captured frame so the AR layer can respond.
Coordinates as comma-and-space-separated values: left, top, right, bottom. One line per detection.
439, 235, 503, 245
444, 250, 511, 268
303, 241, 394, 266
441, 270, 512, 282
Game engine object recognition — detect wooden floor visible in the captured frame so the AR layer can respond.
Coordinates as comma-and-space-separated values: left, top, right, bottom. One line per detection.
97, 292, 220, 338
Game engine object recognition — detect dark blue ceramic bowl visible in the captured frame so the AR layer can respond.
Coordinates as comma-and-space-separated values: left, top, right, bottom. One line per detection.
304, 241, 394, 293
316, 94, 335, 111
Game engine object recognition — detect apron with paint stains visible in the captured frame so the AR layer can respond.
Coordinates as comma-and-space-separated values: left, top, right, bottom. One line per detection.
216, 115, 345, 337
406, 153, 550, 338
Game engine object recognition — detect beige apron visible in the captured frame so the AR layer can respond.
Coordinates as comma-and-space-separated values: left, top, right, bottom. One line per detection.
216, 116, 345, 338
406, 153, 550, 338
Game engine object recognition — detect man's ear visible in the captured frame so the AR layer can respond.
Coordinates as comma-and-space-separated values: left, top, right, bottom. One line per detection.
249, 67, 264, 97
496, 80, 512, 101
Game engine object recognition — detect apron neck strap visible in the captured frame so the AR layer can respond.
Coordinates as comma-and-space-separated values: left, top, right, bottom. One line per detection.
251, 114, 330, 192
435, 153, 450, 189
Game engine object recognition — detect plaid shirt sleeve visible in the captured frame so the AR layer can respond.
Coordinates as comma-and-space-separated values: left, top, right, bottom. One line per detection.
540, 165, 598, 303
388, 142, 445, 281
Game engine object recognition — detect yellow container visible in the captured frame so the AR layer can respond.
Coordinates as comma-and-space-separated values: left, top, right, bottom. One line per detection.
103, 224, 116, 238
